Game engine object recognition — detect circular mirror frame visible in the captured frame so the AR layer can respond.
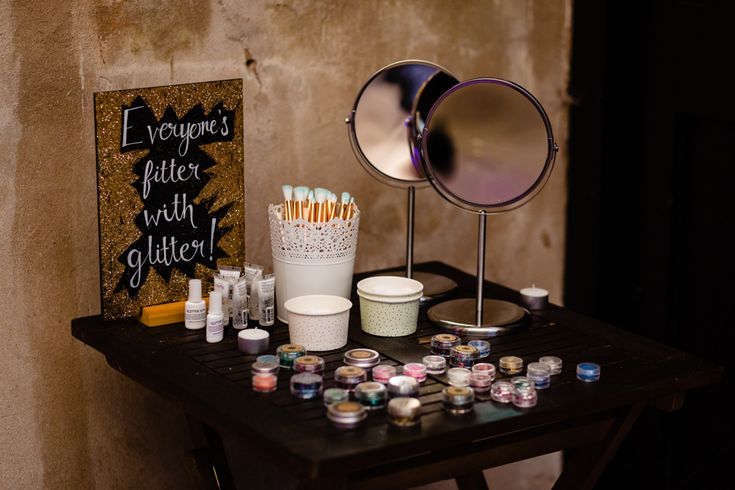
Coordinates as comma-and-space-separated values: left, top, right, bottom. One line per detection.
347, 59, 459, 189
419, 78, 559, 214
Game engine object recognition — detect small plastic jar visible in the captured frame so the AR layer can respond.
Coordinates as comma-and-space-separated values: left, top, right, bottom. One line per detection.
276, 344, 307, 369
447, 367, 471, 387
387, 375, 419, 398
450, 345, 480, 368
354, 382, 387, 410
471, 363, 496, 381
403, 363, 428, 383
327, 401, 367, 429
251, 359, 279, 376
293, 355, 326, 374
387, 397, 422, 428
323, 388, 349, 407
499, 356, 523, 375
372, 364, 397, 384
539, 356, 563, 375
334, 366, 367, 391
290, 373, 323, 399
469, 372, 493, 394
512, 386, 538, 408
344, 348, 381, 371
467, 340, 491, 359
526, 362, 551, 389
442, 386, 475, 415
490, 380, 514, 403
510, 376, 534, 390
422, 355, 447, 375
252, 373, 277, 393
576, 362, 601, 382
431, 333, 461, 357
256, 354, 278, 365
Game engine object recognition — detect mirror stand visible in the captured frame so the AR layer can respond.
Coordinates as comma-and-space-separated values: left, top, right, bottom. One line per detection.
427, 212, 527, 336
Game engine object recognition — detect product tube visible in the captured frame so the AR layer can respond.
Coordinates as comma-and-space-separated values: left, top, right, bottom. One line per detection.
232, 276, 248, 330
243, 263, 264, 321
257, 274, 276, 327
218, 265, 241, 322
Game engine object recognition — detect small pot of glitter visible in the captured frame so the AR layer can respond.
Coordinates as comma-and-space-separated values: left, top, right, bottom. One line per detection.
251, 359, 279, 376
387, 375, 419, 398
277, 344, 307, 369
469, 372, 493, 394
354, 381, 387, 410
431, 333, 461, 357
334, 366, 367, 391
510, 376, 534, 390
499, 356, 523, 375
422, 355, 447, 375
467, 340, 491, 359
442, 386, 475, 415
539, 356, 563, 375
447, 367, 471, 387
290, 373, 323, 399
512, 386, 538, 408
576, 362, 601, 382
344, 348, 381, 371
293, 355, 326, 374
490, 380, 514, 403
450, 345, 480, 368
372, 364, 397, 384
387, 397, 422, 428
256, 354, 278, 365
526, 362, 551, 389
323, 387, 349, 407
471, 363, 496, 381
327, 401, 367, 429
403, 363, 427, 383
252, 373, 277, 393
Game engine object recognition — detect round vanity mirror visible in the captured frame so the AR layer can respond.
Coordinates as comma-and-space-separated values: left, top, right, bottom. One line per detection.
419, 78, 557, 335
346, 60, 460, 302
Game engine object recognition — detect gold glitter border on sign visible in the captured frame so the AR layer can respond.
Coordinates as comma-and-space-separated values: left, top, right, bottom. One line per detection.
94, 79, 245, 320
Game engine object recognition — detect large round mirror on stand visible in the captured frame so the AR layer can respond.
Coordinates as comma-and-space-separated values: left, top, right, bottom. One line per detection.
346, 60, 460, 303
419, 78, 558, 336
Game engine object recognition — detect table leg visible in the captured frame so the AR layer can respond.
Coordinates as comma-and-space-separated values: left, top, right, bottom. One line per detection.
455, 472, 489, 490
552, 403, 645, 490
186, 415, 237, 490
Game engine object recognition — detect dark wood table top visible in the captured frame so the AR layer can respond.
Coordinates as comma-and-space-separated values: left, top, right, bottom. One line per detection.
71, 261, 722, 483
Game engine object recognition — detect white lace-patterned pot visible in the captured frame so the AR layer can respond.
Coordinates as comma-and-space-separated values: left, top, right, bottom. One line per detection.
284, 295, 352, 351
269, 204, 360, 323
356, 276, 424, 337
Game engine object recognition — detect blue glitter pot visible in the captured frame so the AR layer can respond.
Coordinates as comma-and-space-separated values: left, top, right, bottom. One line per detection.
256, 355, 278, 365
277, 344, 307, 369
290, 373, 323, 399
323, 388, 349, 407
354, 382, 387, 410
467, 340, 491, 359
526, 362, 551, 389
576, 362, 601, 382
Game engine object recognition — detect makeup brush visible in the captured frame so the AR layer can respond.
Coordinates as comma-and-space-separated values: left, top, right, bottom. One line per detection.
314, 188, 328, 223
293, 186, 309, 220
282, 185, 293, 220
345, 196, 355, 220
339, 192, 350, 219
328, 193, 338, 220
307, 190, 315, 222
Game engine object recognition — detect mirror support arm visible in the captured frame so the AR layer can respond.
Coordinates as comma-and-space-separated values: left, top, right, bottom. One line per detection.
406, 186, 415, 279
476, 212, 487, 325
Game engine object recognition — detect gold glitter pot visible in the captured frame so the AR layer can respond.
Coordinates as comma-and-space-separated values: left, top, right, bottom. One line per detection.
293, 355, 326, 374
499, 356, 524, 375
450, 345, 481, 368
335, 366, 368, 391
387, 397, 422, 427
327, 401, 367, 429
277, 344, 307, 369
344, 348, 381, 370
431, 333, 461, 357
442, 386, 475, 415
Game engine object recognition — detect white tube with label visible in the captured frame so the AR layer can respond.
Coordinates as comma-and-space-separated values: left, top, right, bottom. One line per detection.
257, 274, 276, 327
232, 276, 249, 330
244, 263, 264, 321
206, 290, 224, 343
184, 279, 206, 330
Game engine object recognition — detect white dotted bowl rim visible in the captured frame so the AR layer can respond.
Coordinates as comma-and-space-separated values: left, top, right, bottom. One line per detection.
356, 276, 424, 297
284, 294, 353, 316
357, 289, 423, 304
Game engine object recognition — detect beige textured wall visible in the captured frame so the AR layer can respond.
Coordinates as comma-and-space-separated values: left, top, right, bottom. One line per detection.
0, 1, 571, 488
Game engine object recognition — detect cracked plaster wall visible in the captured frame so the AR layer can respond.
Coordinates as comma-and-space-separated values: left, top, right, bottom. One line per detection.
0, 1, 571, 488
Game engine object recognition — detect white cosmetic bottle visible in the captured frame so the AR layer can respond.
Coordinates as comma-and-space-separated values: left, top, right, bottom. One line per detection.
185, 279, 207, 330
206, 291, 224, 343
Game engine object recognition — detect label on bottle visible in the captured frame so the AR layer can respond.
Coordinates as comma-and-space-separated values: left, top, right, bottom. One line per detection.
207, 317, 224, 341
185, 303, 206, 328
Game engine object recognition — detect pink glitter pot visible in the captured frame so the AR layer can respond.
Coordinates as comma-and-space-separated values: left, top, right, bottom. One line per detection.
471, 363, 496, 381
469, 372, 493, 393
372, 364, 397, 384
403, 363, 427, 383
512, 386, 538, 408
490, 381, 514, 404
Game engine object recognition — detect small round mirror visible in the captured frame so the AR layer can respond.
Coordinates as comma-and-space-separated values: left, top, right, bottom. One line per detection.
420, 78, 556, 213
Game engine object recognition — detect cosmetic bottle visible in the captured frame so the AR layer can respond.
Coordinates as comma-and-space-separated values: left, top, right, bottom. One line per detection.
206, 291, 224, 343
184, 279, 206, 330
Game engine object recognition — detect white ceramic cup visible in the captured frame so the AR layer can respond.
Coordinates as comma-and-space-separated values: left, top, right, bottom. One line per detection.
284, 295, 353, 351
356, 276, 424, 337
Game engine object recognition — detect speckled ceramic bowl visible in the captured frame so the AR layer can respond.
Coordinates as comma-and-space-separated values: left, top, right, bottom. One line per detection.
284, 295, 353, 351
356, 276, 423, 337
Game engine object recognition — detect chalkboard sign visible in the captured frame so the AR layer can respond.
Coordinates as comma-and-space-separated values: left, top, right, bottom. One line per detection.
94, 79, 244, 320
